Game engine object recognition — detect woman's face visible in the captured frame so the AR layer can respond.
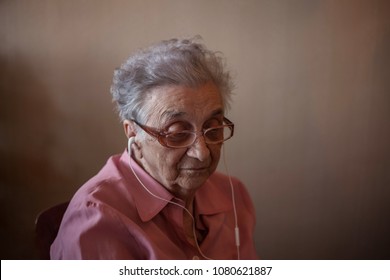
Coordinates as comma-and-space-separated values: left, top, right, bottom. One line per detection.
134, 82, 224, 201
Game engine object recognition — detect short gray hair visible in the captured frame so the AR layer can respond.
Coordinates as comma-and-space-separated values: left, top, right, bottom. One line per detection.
110, 36, 234, 123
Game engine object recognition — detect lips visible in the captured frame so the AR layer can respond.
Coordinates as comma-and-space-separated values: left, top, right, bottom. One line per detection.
180, 167, 209, 171
179, 160, 211, 172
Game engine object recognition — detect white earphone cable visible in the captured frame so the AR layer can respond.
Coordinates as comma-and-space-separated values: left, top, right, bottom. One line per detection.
127, 137, 240, 260
127, 138, 212, 260
222, 144, 240, 260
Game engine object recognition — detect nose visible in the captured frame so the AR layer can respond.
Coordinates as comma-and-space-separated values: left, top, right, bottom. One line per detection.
186, 136, 210, 162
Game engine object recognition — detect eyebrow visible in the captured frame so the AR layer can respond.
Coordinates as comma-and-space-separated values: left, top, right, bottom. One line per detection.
160, 110, 187, 123
160, 108, 224, 123
210, 108, 224, 117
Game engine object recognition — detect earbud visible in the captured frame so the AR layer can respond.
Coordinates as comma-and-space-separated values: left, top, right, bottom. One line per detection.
128, 137, 135, 157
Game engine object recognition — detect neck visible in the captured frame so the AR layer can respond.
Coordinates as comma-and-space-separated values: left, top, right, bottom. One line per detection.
184, 196, 195, 213
182, 195, 198, 246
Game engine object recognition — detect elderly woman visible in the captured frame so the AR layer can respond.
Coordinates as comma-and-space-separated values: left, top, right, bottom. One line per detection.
51, 37, 258, 260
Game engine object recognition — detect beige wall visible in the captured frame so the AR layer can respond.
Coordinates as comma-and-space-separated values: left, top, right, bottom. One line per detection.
1, 0, 389, 259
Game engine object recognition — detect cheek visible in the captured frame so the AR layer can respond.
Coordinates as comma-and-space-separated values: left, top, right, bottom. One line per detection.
209, 145, 222, 169
157, 150, 186, 180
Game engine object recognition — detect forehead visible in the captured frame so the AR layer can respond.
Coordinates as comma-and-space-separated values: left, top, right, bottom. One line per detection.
145, 83, 224, 125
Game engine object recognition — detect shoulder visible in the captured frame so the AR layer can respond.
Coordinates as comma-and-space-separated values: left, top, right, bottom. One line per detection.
209, 171, 256, 214
66, 151, 137, 218
208, 171, 247, 193
205, 171, 254, 207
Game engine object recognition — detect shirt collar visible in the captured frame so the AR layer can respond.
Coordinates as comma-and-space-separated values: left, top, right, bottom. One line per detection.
194, 175, 233, 215
119, 151, 174, 222
119, 150, 232, 221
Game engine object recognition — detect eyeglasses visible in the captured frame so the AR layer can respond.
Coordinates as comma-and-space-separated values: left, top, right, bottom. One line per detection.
132, 117, 234, 148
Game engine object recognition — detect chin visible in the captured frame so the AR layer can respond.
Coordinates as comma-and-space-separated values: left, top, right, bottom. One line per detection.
179, 175, 209, 191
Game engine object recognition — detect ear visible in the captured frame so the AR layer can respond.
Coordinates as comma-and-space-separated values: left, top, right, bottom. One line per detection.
123, 119, 137, 139
123, 120, 143, 160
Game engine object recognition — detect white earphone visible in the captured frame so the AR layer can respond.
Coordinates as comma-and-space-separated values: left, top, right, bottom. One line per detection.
126, 136, 240, 260
127, 137, 135, 157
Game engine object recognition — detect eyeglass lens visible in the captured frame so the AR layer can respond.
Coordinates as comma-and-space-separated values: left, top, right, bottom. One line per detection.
164, 126, 232, 147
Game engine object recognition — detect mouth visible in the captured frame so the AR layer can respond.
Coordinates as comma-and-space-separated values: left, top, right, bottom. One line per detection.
180, 167, 209, 173
180, 166, 209, 171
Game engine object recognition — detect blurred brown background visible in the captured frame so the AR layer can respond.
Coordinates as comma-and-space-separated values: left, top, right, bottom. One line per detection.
1, 0, 389, 259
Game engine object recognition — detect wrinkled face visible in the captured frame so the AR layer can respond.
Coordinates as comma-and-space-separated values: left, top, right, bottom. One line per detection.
135, 82, 224, 200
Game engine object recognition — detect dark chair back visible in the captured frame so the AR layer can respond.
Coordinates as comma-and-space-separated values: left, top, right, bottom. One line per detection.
35, 202, 69, 259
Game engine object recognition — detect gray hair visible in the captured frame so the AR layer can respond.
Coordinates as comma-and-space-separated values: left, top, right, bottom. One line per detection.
110, 37, 234, 123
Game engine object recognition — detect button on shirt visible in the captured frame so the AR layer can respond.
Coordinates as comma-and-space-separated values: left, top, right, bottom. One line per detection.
50, 150, 258, 259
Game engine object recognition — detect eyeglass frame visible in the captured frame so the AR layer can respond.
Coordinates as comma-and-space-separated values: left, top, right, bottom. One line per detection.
131, 117, 235, 148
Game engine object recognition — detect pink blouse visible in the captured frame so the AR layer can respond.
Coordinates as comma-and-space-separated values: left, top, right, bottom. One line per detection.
50, 151, 258, 259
